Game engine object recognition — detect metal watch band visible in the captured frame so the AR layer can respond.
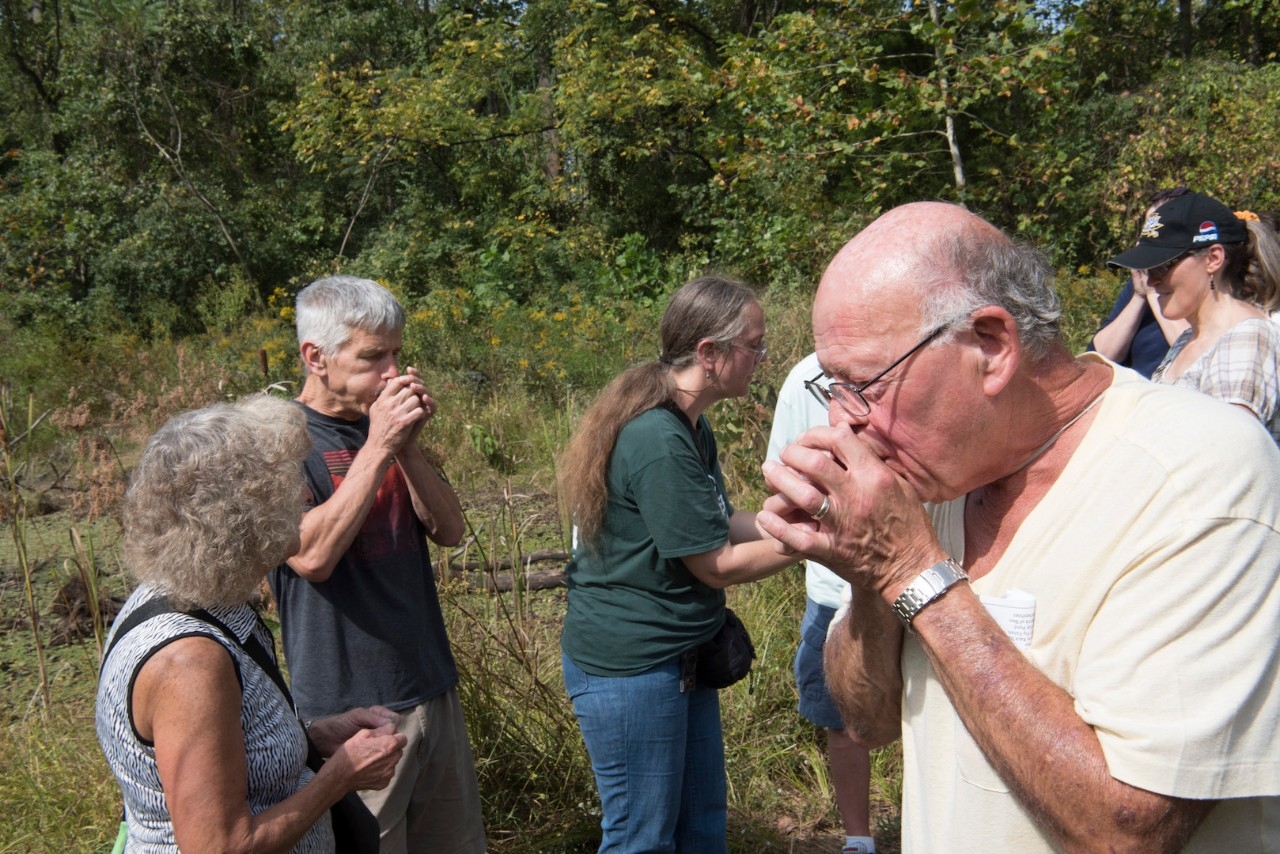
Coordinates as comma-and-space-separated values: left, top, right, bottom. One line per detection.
890, 558, 968, 628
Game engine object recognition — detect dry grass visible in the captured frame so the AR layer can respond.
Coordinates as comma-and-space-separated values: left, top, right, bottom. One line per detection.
0, 687, 121, 852
0, 271, 1115, 850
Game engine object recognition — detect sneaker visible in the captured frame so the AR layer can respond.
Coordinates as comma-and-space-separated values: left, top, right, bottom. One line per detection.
842, 844, 871, 854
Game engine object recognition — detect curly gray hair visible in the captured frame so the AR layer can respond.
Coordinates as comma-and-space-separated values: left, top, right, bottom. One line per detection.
124, 394, 310, 609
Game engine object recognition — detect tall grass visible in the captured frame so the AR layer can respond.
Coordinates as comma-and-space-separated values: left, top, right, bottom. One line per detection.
0, 690, 122, 853
62, 526, 110, 660
0, 269, 1114, 851
1, 388, 53, 713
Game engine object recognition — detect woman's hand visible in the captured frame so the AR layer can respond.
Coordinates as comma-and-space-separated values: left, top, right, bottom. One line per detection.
1130, 268, 1150, 297
325, 723, 407, 792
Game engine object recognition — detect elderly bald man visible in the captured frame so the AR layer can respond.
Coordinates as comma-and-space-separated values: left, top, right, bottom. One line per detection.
760, 202, 1280, 853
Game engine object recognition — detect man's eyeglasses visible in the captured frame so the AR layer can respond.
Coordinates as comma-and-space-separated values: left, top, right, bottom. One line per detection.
804, 324, 950, 417
732, 342, 768, 365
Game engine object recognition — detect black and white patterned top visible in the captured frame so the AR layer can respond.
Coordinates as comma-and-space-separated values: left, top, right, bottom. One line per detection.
95, 585, 333, 852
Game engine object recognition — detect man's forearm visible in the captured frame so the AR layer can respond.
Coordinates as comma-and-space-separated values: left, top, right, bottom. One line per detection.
912, 588, 1211, 852
824, 590, 904, 749
727, 509, 766, 544
288, 443, 396, 581
396, 443, 466, 547
1090, 296, 1145, 362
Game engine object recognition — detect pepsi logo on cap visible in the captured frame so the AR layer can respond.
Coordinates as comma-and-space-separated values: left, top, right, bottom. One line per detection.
1193, 220, 1220, 243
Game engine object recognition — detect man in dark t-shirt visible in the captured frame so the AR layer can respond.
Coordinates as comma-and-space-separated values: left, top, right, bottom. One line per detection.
1087, 277, 1176, 378
270, 275, 484, 854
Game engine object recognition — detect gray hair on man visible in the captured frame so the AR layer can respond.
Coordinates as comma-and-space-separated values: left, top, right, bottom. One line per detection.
295, 275, 406, 359
915, 218, 1064, 361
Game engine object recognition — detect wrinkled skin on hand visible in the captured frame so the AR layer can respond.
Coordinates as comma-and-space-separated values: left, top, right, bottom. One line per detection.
759, 424, 945, 599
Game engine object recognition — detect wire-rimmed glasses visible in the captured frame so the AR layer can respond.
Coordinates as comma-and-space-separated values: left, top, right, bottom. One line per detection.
732, 342, 768, 365
804, 324, 950, 417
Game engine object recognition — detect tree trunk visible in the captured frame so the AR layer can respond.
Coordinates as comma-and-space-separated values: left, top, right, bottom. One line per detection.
928, 0, 968, 201
1179, 0, 1193, 59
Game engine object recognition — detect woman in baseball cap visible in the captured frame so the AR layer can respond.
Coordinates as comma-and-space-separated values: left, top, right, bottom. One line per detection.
1108, 190, 1280, 444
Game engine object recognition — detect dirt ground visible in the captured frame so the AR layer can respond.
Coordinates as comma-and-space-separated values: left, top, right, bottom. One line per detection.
772, 827, 897, 854
758, 797, 901, 853
780, 830, 854, 853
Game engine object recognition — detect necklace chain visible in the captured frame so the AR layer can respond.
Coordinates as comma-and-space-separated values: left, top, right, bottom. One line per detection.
1008, 390, 1107, 477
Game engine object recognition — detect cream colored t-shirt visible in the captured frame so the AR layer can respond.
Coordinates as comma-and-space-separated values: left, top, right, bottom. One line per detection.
901, 358, 1280, 852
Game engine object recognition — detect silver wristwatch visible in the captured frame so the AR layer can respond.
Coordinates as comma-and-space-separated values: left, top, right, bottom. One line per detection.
891, 558, 968, 629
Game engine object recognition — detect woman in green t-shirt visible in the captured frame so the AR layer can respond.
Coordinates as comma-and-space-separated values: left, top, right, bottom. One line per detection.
558, 275, 798, 853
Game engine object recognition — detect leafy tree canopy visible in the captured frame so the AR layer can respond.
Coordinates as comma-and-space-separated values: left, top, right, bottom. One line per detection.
1, 0, 1276, 339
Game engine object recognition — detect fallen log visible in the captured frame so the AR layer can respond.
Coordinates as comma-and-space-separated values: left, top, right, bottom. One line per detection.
445, 549, 570, 593
477, 567, 567, 593
446, 549, 569, 573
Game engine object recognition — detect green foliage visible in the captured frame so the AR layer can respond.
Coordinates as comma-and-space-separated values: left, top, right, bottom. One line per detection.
0, 314, 85, 438
4, 0, 1278, 334
1100, 57, 1280, 254
196, 268, 262, 334
701, 8, 888, 284
553, 0, 721, 249
1199, 0, 1280, 63
0, 148, 132, 326
1056, 268, 1124, 354
1059, 0, 1181, 94
466, 422, 516, 473
689, 0, 1088, 281
403, 282, 659, 406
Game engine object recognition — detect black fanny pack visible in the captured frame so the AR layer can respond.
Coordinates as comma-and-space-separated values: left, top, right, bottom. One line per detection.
694, 608, 756, 689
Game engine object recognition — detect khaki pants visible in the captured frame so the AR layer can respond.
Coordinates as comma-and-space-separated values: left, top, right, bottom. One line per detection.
357, 689, 486, 854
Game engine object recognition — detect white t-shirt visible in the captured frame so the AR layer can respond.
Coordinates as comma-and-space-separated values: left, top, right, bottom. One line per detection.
766, 352, 849, 608
901, 357, 1280, 851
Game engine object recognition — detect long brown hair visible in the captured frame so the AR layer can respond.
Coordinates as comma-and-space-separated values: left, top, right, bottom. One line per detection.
557, 275, 757, 549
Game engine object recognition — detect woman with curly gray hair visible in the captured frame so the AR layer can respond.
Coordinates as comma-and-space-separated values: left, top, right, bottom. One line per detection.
96, 394, 406, 853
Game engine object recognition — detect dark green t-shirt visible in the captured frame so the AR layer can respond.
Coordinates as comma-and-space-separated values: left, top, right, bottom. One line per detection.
561, 406, 732, 676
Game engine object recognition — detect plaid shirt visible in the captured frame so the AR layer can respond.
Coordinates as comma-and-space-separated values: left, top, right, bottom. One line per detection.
1154, 317, 1280, 445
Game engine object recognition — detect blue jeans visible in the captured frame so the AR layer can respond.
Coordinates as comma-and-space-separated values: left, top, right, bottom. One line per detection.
793, 597, 845, 730
562, 650, 728, 854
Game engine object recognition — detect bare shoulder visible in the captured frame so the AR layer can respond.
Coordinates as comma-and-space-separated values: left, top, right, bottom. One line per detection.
132, 634, 240, 741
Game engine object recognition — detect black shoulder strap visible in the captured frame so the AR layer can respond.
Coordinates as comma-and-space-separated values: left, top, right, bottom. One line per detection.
100, 596, 294, 712
187, 611, 321, 774
188, 607, 296, 711
100, 596, 181, 673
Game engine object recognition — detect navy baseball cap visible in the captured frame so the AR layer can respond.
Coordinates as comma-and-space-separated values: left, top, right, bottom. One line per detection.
1108, 192, 1247, 270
